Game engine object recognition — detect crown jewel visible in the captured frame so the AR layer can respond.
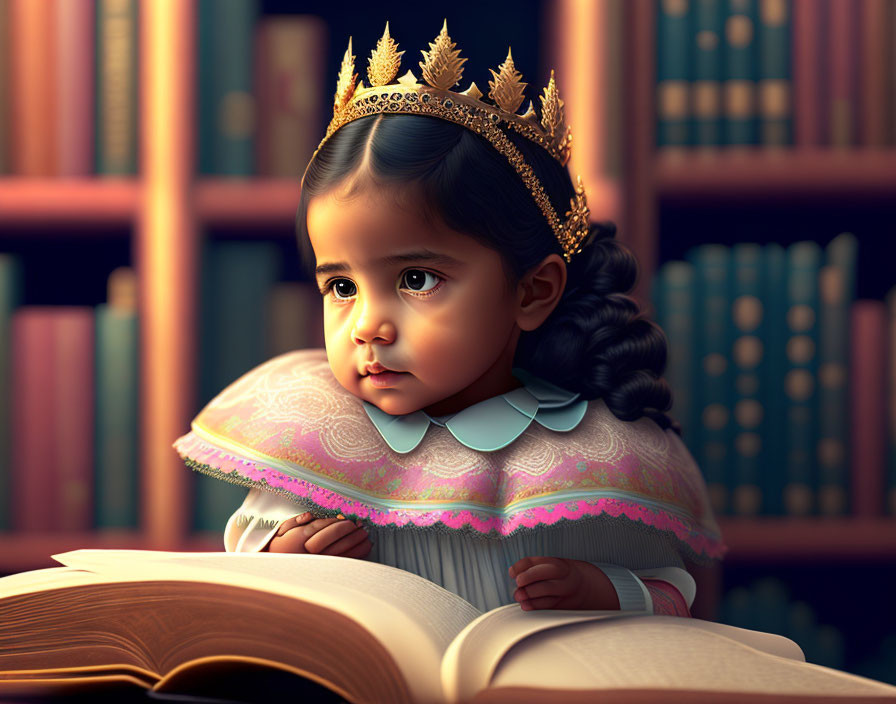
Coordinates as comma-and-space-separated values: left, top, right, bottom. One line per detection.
312, 21, 591, 261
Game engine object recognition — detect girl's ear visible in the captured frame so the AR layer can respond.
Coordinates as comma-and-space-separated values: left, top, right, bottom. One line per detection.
516, 254, 567, 332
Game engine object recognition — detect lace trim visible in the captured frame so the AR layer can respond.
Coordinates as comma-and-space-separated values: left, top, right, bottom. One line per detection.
232, 513, 283, 530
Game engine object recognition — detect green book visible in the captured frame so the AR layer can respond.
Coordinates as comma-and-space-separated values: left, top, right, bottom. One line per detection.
687, 244, 731, 515
783, 241, 821, 516
94, 304, 140, 529
729, 243, 766, 516
656, 0, 692, 149
816, 233, 857, 516
692, 0, 724, 147
198, 0, 260, 176
723, 0, 759, 146
95, 0, 139, 175
0, 254, 24, 530
757, 0, 792, 146
196, 239, 282, 533
761, 243, 787, 514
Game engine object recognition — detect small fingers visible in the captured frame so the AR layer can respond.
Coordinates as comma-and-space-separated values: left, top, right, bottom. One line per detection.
514, 578, 572, 604
304, 519, 363, 553
317, 526, 370, 556
513, 560, 570, 588
518, 594, 563, 611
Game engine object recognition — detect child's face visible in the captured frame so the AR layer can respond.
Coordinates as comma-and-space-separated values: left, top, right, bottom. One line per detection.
307, 180, 524, 416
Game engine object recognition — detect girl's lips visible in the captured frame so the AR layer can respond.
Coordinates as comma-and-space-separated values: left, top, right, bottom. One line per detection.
366, 370, 407, 388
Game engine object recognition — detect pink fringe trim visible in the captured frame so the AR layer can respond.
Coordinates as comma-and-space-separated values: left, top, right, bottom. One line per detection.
175, 432, 728, 560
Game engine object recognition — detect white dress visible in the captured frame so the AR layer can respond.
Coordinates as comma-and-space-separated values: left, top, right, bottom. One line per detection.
224, 487, 696, 614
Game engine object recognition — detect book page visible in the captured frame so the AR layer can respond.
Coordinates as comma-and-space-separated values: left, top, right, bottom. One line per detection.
487, 617, 896, 696
52, 550, 481, 704
442, 605, 637, 703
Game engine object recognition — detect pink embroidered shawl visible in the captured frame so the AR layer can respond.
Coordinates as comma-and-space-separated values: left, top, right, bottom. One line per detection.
173, 349, 727, 561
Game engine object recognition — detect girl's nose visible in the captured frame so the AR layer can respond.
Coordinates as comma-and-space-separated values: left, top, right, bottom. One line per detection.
351, 304, 396, 345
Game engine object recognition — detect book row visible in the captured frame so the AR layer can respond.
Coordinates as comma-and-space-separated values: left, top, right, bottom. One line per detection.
652, 233, 896, 518
656, 0, 896, 149
0, 0, 326, 179
0, 240, 324, 533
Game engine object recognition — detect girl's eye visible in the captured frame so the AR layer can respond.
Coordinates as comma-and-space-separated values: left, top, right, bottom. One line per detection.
400, 269, 441, 293
330, 279, 357, 299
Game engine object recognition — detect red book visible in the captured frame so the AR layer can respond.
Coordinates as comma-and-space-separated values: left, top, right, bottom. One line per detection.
859, 0, 887, 147
56, 0, 95, 176
8, 0, 57, 176
11, 309, 58, 531
792, 0, 822, 147
850, 300, 888, 517
828, 0, 857, 147
11, 307, 95, 532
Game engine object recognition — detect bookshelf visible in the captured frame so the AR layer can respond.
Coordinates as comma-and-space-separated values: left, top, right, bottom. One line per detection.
1, 0, 895, 642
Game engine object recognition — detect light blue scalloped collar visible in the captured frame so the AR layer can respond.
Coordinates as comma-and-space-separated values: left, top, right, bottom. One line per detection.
362, 368, 588, 454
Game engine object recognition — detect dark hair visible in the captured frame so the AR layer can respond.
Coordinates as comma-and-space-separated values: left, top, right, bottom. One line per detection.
296, 114, 681, 434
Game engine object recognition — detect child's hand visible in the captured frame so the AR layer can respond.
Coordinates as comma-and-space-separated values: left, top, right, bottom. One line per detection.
508, 556, 620, 611
265, 512, 372, 559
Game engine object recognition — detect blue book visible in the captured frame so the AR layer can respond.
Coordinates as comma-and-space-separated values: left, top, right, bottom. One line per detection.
692, 0, 724, 147
656, 0, 692, 149
687, 244, 732, 515
0, 254, 23, 530
723, 0, 759, 146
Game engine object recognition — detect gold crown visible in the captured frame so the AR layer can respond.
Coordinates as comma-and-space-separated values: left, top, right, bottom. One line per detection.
308, 21, 591, 262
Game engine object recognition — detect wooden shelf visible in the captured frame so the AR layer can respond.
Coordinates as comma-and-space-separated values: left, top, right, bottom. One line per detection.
0, 532, 223, 574
196, 179, 301, 226
0, 178, 140, 226
654, 149, 896, 201
718, 517, 896, 563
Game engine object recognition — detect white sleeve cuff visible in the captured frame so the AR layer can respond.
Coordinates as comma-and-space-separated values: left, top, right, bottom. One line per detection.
591, 562, 653, 613
631, 566, 697, 609
223, 488, 316, 553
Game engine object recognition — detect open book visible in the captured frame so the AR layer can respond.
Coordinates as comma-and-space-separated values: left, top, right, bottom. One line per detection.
1, 550, 894, 704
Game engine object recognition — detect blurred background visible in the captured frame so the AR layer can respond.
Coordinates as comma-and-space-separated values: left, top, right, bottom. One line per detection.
0, 0, 895, 685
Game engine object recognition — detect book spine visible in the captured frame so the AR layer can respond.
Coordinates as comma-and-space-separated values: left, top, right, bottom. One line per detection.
56, 0, 95, 176
783, 241, 821, 516
815, 233, 857, 516
254, 16, 327, 178
687, 244, 731, 515
757, 0, 791, 147
828, 0, 856, 147
692, 0, 723, 149
95, 303, 140, 529
11, 308, 58, 531
9, 0, 58, 176
209, 0, 259, 175
791, 0, 821, 146
196, 240, 281, 532
0, 255, 23, 530
850, 300, 887, 517
653, 261, 697, 443
889, 0, 896, 146
729, 243, 765, 516
0, 0, 9, 174
95, 0, 138, 175
888, 285, 896, 516
761, 243, 787, 514
52, 309, 95, 531
860, 0, 888, 146
723, 0, 759, 146
656, 0, 692, 151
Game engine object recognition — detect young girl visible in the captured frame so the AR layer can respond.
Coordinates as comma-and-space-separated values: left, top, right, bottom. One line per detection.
175, 23, 725, 617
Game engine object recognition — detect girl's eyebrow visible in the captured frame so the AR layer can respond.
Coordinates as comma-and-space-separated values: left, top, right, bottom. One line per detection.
315, 250, 462, 277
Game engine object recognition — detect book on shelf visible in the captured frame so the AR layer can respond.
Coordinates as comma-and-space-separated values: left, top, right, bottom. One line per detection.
10, 306, 95, 532
850, 299, 888, 517
3, 549, 896, 704
0, 253, 23, 530
723, 0, 759, 147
